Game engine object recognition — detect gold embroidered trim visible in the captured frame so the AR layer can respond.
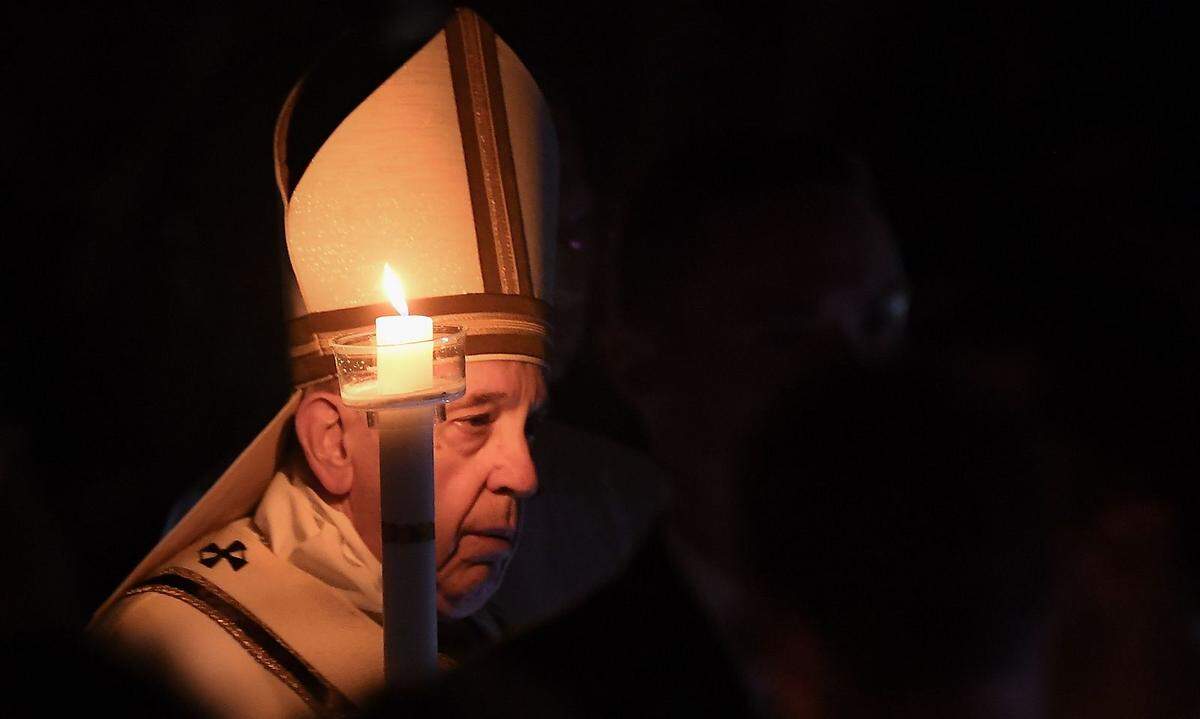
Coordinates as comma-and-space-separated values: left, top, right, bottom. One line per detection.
126, 566, 350, 717
456, 13, 521, 295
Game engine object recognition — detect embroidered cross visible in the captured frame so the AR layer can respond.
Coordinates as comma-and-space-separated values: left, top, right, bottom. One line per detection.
198, 540, 248, 571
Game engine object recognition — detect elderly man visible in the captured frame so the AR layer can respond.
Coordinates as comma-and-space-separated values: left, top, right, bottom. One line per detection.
91, 8, 558, 717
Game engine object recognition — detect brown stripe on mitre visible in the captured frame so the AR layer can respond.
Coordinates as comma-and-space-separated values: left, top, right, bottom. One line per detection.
288, 312, 318, 349
296, 294, 549, 336
466, 333, 547, 363
444, 9, 533, 298
291, 352, 337, 387
476, 18, 534, 297
288, 295, 552, 385
290, 332, 547, 385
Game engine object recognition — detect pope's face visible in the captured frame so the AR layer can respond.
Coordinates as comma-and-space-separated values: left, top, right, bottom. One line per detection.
344, 360, 545, 618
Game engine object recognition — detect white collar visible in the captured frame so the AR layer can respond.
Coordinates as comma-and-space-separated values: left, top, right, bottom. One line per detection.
253, 472, 383, 623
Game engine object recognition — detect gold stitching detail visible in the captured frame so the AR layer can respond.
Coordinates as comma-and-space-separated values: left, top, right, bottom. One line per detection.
458, 12, 520, 295
126, 567, 348, 716
127, 584, 316, 710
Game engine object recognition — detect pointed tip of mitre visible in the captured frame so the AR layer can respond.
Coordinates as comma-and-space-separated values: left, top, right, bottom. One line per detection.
277, 8, 558, 384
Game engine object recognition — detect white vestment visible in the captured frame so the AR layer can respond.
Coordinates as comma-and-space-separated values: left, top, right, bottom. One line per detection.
93, 473, 386, 718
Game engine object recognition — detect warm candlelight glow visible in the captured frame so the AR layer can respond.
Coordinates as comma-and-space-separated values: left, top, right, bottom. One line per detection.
374, 263, 433, 397
382, 263, 409, 316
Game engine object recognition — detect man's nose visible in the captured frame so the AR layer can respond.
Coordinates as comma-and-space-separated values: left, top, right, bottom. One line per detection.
486, 426, 538, 498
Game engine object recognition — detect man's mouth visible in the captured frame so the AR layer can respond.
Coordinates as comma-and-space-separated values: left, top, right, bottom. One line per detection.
459, 529, 516, 561
473, 527, 516, 541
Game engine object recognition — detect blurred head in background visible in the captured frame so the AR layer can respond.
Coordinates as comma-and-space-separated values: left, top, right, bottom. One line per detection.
605, 134, 909, 570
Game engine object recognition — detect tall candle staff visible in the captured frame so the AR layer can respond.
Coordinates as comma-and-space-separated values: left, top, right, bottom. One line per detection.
331, 264, 467, 685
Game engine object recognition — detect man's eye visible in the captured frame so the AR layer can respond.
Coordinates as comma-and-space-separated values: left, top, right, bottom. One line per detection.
455, 414, 492, 430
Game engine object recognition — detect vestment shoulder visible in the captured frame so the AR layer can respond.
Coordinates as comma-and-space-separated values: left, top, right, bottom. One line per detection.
96, 589, 313, 718
93, 517, 380, 717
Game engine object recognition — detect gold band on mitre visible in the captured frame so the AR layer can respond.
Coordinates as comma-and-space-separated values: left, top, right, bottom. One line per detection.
287, 294, 551, 386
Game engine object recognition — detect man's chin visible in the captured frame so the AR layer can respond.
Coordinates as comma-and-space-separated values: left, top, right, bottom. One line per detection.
437, 563, 501, 618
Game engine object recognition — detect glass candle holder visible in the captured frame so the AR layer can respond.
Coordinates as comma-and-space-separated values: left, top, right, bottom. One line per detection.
329, 324, 467, 410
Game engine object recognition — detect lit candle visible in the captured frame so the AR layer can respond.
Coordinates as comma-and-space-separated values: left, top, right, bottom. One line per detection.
375, 263, 438, 684
376, 264, 433, 396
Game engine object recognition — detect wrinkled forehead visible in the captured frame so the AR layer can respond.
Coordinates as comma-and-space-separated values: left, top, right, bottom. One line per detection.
462, 359, 547, 409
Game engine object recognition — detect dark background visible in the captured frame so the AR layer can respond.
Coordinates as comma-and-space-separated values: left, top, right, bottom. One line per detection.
1, 1, 1197, 626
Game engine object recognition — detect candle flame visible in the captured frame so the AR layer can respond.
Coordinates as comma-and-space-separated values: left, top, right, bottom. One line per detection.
382, 263, 409, 316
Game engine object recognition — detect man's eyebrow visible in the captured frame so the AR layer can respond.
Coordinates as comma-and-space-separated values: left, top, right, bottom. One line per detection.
451, 391, 508, 410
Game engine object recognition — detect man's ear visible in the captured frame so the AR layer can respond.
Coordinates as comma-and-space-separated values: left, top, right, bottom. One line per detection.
294, 389, 355, 496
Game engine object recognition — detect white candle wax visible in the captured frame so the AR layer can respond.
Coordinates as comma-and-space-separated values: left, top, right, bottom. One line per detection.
376, 314, 433, 396
373, 264, 438, 682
